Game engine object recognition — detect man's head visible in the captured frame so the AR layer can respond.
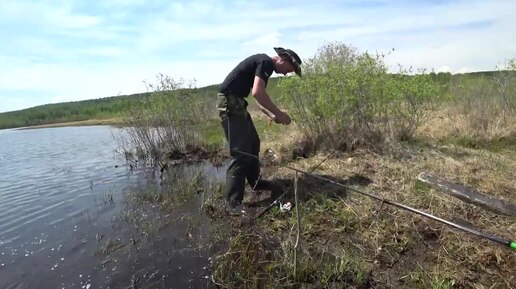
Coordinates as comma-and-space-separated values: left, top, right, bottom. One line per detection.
273, 47, 302, 77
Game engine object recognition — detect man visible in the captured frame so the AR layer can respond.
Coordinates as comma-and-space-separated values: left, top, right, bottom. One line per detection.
216, 47, 302, 214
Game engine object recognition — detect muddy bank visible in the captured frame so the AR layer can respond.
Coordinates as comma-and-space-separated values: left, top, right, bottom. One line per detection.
104, 141, 516, 289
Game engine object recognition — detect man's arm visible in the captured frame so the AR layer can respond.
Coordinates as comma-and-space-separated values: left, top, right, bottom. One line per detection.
251, 76, 291, 124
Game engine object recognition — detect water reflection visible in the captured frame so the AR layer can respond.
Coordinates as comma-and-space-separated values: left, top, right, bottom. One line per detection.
0, 126, 229, 288
93, 160, 228, 289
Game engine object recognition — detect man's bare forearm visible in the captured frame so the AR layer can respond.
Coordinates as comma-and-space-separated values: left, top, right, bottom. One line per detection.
253, 91, 282, 118
256, 103, 276, 119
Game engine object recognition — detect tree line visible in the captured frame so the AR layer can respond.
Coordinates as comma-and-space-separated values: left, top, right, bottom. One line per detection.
0, 69, 512, 130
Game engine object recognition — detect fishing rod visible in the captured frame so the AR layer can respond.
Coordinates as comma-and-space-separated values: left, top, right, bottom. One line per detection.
232, 148, 516, 251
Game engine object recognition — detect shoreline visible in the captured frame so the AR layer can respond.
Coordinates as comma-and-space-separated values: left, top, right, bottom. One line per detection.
14, 118, 125, 130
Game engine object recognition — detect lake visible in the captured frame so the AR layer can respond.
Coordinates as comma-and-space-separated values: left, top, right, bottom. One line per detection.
0, 126, 226, 289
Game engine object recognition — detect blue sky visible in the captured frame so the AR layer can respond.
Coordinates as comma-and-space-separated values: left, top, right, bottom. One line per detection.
0, 0, 514, 113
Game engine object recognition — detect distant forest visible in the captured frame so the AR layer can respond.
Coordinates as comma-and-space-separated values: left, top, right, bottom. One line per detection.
0, 85, 221, 129
0, 71, 511, 130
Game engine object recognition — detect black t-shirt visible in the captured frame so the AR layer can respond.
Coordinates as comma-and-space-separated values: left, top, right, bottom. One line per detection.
219, 54, 274, 98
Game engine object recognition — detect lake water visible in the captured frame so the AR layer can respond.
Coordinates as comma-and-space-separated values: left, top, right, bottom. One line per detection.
0, 126, 226, 289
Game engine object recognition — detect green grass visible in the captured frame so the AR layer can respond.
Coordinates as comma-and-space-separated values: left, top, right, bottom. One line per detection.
442, 135, 516, 152
199, 120, 226, 148
0, 71, 510, 130
197, 115, 289, 149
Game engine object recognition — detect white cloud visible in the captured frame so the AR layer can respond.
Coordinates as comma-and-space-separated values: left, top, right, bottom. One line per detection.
0, 0, 515, 112
44, 9, 101, 30
77, 47, 129, 57
0, 59, 236, 112
98, 0, 147, 7
242, 31, 283, 49
437, 66, 451, 73
0, 1, 101, 30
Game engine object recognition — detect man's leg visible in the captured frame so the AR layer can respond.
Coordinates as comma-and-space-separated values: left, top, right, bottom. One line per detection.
246, 115, 261, 189
220, 111, 254, 207
245, 116, 283, 197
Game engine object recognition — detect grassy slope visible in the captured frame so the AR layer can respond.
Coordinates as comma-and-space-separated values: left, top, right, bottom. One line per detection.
209, 110, 515, 288
0, 84, 222, 129
1, 71, 501, 130
0, 78, 279, 129
5, 70, 514, 287
122, 106, 515, 288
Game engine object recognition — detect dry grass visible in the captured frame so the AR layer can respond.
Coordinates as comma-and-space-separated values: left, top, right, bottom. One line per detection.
249, 149, 515, 287
419, 105, 516, 144
122, 106, 515, 288
225, 106, 516, 288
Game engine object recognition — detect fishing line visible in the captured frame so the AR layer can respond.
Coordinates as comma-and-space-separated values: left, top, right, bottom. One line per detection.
232, 148, 516, 251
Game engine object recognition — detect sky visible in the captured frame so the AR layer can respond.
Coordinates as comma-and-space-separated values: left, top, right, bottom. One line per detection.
0, 0, 514, 113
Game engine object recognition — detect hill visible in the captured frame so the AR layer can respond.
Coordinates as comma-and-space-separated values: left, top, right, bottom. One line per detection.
0, 71, 510, 130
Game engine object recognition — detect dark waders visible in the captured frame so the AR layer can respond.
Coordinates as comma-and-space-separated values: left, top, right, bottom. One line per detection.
217, 93, 261, 207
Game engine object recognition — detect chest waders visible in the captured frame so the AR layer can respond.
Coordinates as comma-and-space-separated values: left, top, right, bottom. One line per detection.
217, 93, 263, 207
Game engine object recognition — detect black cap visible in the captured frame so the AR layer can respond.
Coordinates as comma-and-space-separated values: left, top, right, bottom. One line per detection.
274, 47, 302, 77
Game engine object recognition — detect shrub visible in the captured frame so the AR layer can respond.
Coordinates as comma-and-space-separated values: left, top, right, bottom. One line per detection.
278, 42, 439, 152
117, 74, 213, 164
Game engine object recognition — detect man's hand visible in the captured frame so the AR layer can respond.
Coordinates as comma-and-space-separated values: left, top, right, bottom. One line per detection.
273, 111, 291, 125
252, 76, 291, 125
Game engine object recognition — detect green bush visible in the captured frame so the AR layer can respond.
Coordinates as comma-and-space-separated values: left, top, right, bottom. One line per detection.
117, 74, 214, 164
278, 42, 439, 151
